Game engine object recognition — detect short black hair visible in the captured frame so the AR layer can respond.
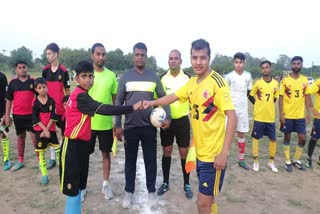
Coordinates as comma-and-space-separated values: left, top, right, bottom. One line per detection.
62, 95, 69, 103
75, 60, 94, 75
291, 56, 303, 63
191, 39, 211, 57
34, 77, 47, 88
46, 43, 60, 53
15, 60, 28, 67
234, 52, 246, 61
260, 60, 272, 68
133, 42, 147, 53
169, 49, 182, 58
91, 43, 104, 54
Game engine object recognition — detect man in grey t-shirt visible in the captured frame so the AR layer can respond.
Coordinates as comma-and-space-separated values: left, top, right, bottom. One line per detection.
115, 42, 171, 209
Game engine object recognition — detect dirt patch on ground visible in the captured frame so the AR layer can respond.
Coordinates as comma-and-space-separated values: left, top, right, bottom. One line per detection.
0, 127, 320, 214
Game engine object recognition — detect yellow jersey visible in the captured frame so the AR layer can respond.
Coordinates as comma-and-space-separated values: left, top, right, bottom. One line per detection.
161, 70, 190, 119
279, 74, 309, 119
308, 78, 320, 119
250, 78, 279, 123
175, 70, 234, 162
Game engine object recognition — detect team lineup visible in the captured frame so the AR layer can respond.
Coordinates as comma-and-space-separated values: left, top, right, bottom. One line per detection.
0, 39, 319, 214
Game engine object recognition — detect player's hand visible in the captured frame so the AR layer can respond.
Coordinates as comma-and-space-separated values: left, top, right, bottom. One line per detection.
4, 115, 11, 127
0, 116, 5, 126
161, 119, 171, 130
133, 101, 143, 110
115, 127, 124, 141
44, 130, 51, 138
214, 152, 228, 170
312, 108, 320, 118
40, 131, 45, 138
143, 100, 155, 109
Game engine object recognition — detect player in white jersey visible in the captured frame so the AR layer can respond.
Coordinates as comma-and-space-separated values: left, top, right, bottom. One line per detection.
225, 52, 253, 170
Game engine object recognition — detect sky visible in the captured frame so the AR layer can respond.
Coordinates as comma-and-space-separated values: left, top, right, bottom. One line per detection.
1, 0, 319, 69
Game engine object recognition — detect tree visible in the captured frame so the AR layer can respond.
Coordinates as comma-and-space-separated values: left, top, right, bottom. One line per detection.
106, 48, 126, 71
9, 46, 34, 68
211, 54, 233, 75
147, 56, 158, 73
275, 54, 291, 71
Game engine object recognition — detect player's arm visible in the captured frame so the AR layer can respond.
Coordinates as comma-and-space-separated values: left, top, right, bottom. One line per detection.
143, 93, 179, 109
215, 109, 237, 171
77, 92, 140, 117
4, 82, 14, 126
155, 76, 171, 123
279, 95, 285, 125
306, 81, 320, 117
278, 80, 285, 125
247, 90, 255, 104
305, 94, 311, 123
47, 99, 58, 130
247, 74, 254, 104
4, 100, 12, 127
144, 80, 188, 109
32, 101, 49, 132
64, 70, 71, 95
111, 74, 118, 105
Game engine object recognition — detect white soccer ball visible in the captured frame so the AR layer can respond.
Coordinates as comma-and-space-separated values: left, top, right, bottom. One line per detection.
150, 107, 166, 128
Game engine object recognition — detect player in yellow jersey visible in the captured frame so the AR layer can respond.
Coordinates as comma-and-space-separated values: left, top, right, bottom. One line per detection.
305, 78, 320, 168
279, 56, 311, 172
249, 60, 279, 172
143, 39, 237, 214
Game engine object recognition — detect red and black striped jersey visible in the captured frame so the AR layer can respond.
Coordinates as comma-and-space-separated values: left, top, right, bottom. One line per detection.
6, 77, 35, 115
42, 64, 70, 115
32, 96, 58, 132
65, 87, 101, 141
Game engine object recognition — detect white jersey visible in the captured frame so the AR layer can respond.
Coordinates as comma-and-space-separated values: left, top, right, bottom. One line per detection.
225, 70, 252, 112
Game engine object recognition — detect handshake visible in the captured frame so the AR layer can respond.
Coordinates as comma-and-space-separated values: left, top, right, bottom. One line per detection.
132, 100, 155, 110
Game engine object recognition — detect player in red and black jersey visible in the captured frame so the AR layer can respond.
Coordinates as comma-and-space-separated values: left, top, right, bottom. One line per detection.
60, 60, 143, 213
33, 77, 60, 185
42, 43, 70, 169
0, 71, 11, 170
5, 61, 38, 171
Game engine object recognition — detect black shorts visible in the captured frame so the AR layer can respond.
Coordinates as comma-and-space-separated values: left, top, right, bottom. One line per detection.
60, 138, 89, 196
280, 118, 306, 135
251, 121, 276, 141
35, 131, 59, 151
56, 115, 66, 136
160, 116, 190, 148
13, 114, 34, 135
89, 129, 113, 154
197, 159, 226, 196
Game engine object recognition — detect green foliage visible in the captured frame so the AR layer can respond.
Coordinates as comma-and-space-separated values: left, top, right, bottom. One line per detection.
2, 46, 320, 78
60, 48, 91, 69
275, 54, 291, 70
9, 46, 34, 68
211, 54, 233, 75
146, 56, 157, 73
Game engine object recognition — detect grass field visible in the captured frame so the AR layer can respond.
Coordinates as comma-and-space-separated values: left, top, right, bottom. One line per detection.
0, 75, 319, 213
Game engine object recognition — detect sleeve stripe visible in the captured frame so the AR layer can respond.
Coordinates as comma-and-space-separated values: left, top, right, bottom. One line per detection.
211, 74, 225, 88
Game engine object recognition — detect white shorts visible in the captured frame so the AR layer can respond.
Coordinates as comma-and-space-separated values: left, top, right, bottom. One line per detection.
235, 110, 249, 133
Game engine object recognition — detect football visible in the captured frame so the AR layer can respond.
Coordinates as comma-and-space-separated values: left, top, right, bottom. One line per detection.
150, 107, 166, 128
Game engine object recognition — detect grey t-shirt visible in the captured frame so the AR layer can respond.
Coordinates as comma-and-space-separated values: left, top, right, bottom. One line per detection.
115, 68, 171, 130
